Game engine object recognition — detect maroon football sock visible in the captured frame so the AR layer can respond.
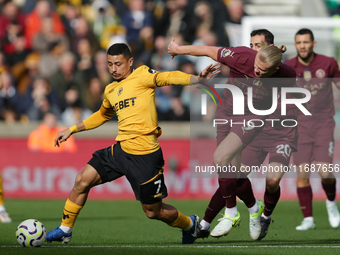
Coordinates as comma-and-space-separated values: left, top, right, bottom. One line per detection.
297, 186, 313, 218
218, 177, 237, 208
322, 179, 336, 201
263, 187, 281, 217
236, 173, 256, 208
203, 187, 226, 223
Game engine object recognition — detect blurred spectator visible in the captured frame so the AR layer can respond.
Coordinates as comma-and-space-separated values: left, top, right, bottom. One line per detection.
49, 51, 85, 111
25, 0, 65, 48
133, 25, 154, 67
61, 87, 92, 126
186, 27, 218, 74
84, 76, 104, 112
155, 85, 175, 121
59, 4, 78, 42
0, 71, 20, 124
91, 0, 126, 50
94, 50, 113, 87
70, 16, 100, 54
22, 76, 60, 121
5, 34, 30, 67
153, 0, 190, 42
21, 0, 56, 14
27, 111, 77, 152
11, 51, 40, 95
188, 0, 230, 47
151, 35, 177, 71
91, 0, 120, 40
0, 1, 26, 54
75, 38, 96, 79
151, 33, 184, 71
38, 40, 66, 79
121, 0, 153, 54
32, 16, 69, 52
225, 0, 246, 47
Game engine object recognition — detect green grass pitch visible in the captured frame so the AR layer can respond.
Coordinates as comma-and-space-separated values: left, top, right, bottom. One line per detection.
1, 199, 339, 255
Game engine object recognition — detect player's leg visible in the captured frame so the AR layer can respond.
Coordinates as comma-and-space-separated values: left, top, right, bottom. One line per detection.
0, 173, 11, 223
196, 186, 225, 239
46, 146, 119, 244
293, 137, 315, 231
141, 201, 199, 244
317, 161, 339, 228
238, 145, 266, 240
313, 118, 339, 228
295, 162, 315, 230
209, 132, 243, 238
126, 144, 199, 244
46, 163, 103, 243
197, 150, 244, 239
257, 161, 286, 240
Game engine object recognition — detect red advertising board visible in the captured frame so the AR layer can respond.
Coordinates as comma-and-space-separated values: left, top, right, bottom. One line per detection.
1, 138, 340, 200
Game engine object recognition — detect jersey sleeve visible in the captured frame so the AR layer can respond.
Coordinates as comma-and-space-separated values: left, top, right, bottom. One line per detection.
217, 47, 252, 71
139, 66, 192, 87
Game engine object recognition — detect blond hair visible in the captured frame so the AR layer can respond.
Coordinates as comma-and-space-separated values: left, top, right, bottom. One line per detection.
257, 45, 286, 68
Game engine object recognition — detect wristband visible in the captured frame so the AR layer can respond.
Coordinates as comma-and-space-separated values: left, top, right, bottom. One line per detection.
69, 125, 78, 133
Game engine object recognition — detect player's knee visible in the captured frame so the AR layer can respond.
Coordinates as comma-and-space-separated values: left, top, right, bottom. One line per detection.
297, 178, 310, 187
213, 152, 230, 167
74, 173, 91, 193
144, 209, 160, 220
266, 179, 280, 193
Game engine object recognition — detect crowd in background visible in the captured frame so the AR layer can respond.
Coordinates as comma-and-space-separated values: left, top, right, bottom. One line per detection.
0, 0, 339, 125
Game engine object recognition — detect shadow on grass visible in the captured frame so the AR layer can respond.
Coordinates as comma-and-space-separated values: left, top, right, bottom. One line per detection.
26, 216, 132, 222
198, 238, 340, 246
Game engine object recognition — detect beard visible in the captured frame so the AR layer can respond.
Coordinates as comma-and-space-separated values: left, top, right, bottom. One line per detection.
298, 50, 313, 62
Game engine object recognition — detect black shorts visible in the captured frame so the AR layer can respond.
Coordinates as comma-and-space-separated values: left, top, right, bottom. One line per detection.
88, 142, 168, 204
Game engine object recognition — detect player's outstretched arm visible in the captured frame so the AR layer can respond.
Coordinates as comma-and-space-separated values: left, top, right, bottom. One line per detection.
54, 106, 114, 147
168, 39, 220, 61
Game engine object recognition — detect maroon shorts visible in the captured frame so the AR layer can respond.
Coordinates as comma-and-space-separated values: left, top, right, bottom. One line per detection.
216, 115, 265, 147
293, 117, 335, 165
242, 141, 294, 167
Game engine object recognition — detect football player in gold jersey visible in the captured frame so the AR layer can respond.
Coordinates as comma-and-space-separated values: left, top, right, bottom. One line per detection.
0, 70, 12, 223
46, 43, 220, 244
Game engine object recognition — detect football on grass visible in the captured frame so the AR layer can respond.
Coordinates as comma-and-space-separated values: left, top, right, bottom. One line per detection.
16, 219, 46, 247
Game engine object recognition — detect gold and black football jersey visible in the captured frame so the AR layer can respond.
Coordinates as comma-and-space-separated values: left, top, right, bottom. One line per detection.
83, 65, 192, 155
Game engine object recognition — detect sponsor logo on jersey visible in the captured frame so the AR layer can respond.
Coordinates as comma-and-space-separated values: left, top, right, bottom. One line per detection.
114, 97, 137, 112
303, 70, 312, 81
118, 87, 123, 96
148, 68, 157, 74
316, 68, 325, 78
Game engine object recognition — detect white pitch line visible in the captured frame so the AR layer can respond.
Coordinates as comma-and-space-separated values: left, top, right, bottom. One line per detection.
1, 245, 340, 248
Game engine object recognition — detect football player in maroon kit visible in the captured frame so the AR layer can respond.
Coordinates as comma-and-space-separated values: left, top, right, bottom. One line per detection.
168, 38, 304, 240
186, 29, 299, 241
285, 28, 340, 231
241, 29, 299, 240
